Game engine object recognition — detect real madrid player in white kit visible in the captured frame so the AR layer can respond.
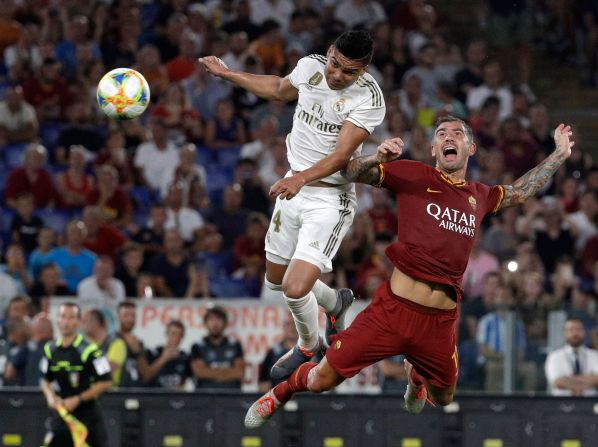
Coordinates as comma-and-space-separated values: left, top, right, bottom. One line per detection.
199, 31, 387, 379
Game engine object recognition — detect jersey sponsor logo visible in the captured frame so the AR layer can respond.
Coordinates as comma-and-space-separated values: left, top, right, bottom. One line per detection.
427, 187, 442, 193
297, 107, 342, 134
333, 97, 346, 112
426, 203, 476, 237
468, 195, 477, 211
93, 356, 111, 375
308, 72, 323, 86
308, 241, 320, 250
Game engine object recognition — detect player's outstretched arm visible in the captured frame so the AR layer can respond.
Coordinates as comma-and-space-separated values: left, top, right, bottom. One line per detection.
343, 137, 404, 185
198, 56, 298, 102
499, 124, 573, 209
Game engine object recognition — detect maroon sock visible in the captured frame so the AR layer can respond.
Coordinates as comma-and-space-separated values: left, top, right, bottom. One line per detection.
410, 366, 424, 387
272, 362, 318, 403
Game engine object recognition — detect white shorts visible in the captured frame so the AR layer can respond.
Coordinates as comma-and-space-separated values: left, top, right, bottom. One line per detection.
265, 181, 356, 273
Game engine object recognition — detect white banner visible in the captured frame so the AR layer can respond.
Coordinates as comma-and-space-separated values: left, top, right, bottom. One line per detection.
49, 298, 380, 393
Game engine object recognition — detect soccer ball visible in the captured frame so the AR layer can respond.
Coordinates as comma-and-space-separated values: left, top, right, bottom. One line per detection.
97, 68, 150, 120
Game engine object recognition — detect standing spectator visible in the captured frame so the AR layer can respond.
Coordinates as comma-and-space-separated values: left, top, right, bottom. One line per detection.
143, 320, 191, 389
545, 318, 598, 396
28, 227, 56, 280
23, 313, 53, 387
0, 84, 38, 146
116, 301, 150, 388
10, 192, 43, 253
163, 182, 205, 244
258, 312, 298, 391
151, 230, 197, 298
55, 145, 95, 210
93, 129, 135, 188
77, 256, 126, 305
5, 143, 55, 209
568, 191, 598, 251
204, 98, 247, 149
86, 165, 133, 228
0, 296, 29, 341
28, 263, 69, 311
2, 244, 32, 295
81, 206, 127, 262
47, 220, 97, 294
2, 317, 31, 385
82, 309, 127, 388
159, 143, 208, 209
134, 119, 179, 191
466, 60, 513, 121
191, 305, 245, 390
54, 101, 105, 165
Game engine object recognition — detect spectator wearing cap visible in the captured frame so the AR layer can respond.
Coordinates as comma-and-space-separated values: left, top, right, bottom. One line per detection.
0, 84, 38, 147
221, 1, 261, 41
81, 206, 127, 261
86, 165, 132, 228
134, 119, 179, 191
22, 57, 72, 122
5, 143, 56, 209
190, 306, 245, 390
160, 143, 208, 209
77, 255, 126, 305
55, 145, 95, 210
54, 101, 104, 165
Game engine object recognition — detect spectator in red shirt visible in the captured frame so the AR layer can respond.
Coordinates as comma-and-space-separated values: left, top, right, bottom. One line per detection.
86, 165, 132, 228
233, 212, 268, 273
166, 31, 199, 82
81, 206, 127, 261
5, 143, 56, 209
150, 84, 203, 143
55, 145, 95, 210
367, 187, 397, 237
498, 117, 540, 178
22, 57, 71, 122
93, 129, 134, 188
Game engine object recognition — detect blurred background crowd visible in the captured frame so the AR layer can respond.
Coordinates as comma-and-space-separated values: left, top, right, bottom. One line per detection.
0, 0, 597, 394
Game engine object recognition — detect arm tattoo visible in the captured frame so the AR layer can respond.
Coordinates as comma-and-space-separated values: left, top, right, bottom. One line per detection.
342, 154, 381, 186
500, 149, 567, 209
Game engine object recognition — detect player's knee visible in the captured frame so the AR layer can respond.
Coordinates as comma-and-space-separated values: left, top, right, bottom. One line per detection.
282, 279, 311, 299
431, 390, 454, 407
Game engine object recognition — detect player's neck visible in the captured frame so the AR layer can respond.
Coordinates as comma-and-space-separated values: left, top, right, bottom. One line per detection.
436, 166, 467, 182
61, 333, 78, 347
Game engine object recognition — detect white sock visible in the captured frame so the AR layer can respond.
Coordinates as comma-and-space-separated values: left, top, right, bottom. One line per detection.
311, 279, 337, 313
284, 291, 320, 352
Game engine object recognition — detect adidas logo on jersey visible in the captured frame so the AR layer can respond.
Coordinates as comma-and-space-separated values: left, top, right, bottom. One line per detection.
309, 241, 320, 250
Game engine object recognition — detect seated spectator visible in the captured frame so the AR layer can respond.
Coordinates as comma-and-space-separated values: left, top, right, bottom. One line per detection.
81, 206, 127, 261
378, 355, 408, 393
29, 263, 69, 310
204, 98, 247, 149
2, 244, 32, 295
150, 84, 203, 144
545, 318, 598, 396
55, 145, 95, 210
134, 119, 179, 191
395, 73, 431, 123
115, 244, 145, 298
240, 116, 278, 171
482, 207, 521, 263
258, 312, 298, 391
5, 143, 55, 209
164, 182, 205, 243
22, 57, 72, 122
77, 256, 126, 305
204, 185, 250, 251
470, 96, 500, 152
136, 273, 156, 299
134, 44, 169, 100
259, 135, 289, 187
27, 227, 55, 280
460, 271, 501, 342
2, 317, 31, 386
568, 190, 598, 251
221, 30, 251, 72
528, 103, 554, 155
367, 188, 397, 238
454, 38, 486, 102
497, 117, 540, 178
143, 320, 190, 389
233, 212, 267, 274
151, 230, 197, 298
234, 158, 270, 215
23, 313, 53, 386
54, 100, 105, 165
82, 309, 127, 388
86, 165, 133, 228
160, 143, 208, 209
166, 31, 199, 82
221, 2, 261, 41
47, 220, 97, 293
191, 306, 244, 389
193, 232, 230, 287
93, 129, 134, 187
0, 296, 29, 342
250, 19, 285, 75
133, 204, 167, 267
0, 84, 38, 147
463, 229, 500, 300
466, 60, 513, 121
0, 272, 19, 317
10, 192, 43, 253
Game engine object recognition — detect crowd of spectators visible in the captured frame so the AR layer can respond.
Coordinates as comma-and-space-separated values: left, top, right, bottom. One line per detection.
0, 0, 597, 392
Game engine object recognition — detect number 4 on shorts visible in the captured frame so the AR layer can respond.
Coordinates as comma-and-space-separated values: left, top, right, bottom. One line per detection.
272, 210, 282, 232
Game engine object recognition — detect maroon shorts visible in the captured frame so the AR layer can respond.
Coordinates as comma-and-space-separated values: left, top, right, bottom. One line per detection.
326, 281, 459, 388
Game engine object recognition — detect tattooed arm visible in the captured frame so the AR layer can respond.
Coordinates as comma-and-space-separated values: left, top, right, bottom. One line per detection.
343, 137, 404, 185
499, 124, 574, 209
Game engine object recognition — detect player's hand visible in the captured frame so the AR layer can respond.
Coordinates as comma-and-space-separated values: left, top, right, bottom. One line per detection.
553, 123, 574, 158
198, 56, 231, 79
47, 395, 63, 410
63, 396, 81, 413
375, 137, 404, 163
122, 333, 141, 353
269, 174, 306, 200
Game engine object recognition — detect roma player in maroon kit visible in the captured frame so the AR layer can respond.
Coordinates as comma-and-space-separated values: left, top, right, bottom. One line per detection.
244, 116, 575, 428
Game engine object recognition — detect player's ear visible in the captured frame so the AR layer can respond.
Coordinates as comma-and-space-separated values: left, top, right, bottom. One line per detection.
468, 142, 477, 156
431, 143, 437, 158
326, 46, 334, 57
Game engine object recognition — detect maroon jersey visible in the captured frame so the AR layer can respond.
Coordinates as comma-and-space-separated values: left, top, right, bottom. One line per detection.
379, 160, 504, 301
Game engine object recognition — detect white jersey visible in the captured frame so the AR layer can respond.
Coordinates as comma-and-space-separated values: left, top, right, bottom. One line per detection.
286, 54, 386, 185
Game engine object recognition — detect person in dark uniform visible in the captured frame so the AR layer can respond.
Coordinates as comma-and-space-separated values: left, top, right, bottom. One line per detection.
116, 301, 150, 388
143, 320, 191, 389
41, 302, 112, 447
191, 305, 245, 390
24, 313, 54, 387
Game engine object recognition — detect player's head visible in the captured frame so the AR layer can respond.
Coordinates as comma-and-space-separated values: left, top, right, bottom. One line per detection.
431, 115, 476, 174
204, 305, 228, 338
57, 302, 81, 337
166, 320, 185, 347
564, 318, 585, 348
325, 30, 373, 90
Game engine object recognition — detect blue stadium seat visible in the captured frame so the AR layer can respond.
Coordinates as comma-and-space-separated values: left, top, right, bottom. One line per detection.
210, 277, 260, 298
217, 146, 241, 169
34, 208, 72, 234
130, 186, 156, 212
4, 143, 28, 168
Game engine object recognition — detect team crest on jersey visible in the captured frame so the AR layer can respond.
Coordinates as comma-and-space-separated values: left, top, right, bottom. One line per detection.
308, 72, 323, 86
334, 340, 342, 350
468, 195, 477, 211
333, 98, 346, 112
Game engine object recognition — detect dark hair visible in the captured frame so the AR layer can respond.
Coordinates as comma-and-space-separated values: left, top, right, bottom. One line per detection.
333, 30, 374, 65
88, 308, 106, 328
204, 305, 228, 324
433, 115, 474, 143
167, 319, 185, 335
59, 301, 81, 318
118, 301, 137, 311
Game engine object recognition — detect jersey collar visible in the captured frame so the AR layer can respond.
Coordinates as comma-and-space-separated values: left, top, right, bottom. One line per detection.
57, 333, 84, 348
436, 169, 467, 187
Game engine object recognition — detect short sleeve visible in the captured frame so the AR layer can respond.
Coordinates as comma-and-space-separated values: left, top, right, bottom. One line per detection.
345, 84, 386, 134
380, 160, 422, 192
287, 57, 312, 88
481, 184, 505, 215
